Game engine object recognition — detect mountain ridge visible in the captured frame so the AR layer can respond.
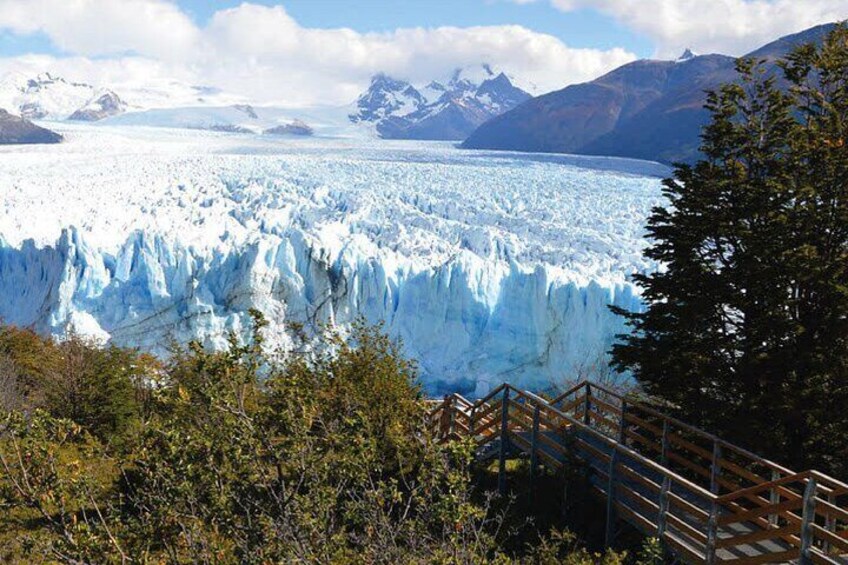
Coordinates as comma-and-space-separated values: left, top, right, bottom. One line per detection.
462, 23, 839, 164
349, 65, 531, 140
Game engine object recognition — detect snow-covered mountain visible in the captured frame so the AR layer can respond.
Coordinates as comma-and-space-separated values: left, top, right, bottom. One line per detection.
0, 123, 666, 394
349, 65, 531, 140
68, 91, 127, 121
0, 71, 250, 122
103, 104, 351, 137
0, 72, 126, 121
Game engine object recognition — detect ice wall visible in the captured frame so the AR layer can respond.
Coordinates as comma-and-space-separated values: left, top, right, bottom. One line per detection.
0, 226, 642, 395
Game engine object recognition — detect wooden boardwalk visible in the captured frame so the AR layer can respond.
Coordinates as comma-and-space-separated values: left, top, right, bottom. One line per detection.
429, 381, 848, 564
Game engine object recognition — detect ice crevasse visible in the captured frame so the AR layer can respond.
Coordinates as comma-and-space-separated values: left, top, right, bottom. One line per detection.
0, 225, 642, 394
0, 127, 664, 395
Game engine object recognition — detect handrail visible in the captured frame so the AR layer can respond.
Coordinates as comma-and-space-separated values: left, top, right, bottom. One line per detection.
516, 387, 717, 500
429, 381, 848, 564
717, 471, 811, 504
562, 380, 799, 481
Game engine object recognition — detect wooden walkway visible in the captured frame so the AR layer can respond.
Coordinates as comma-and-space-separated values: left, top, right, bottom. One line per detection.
429, 381, 848, 564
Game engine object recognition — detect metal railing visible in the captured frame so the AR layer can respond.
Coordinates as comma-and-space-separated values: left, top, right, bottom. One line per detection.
429, 381, 848, 564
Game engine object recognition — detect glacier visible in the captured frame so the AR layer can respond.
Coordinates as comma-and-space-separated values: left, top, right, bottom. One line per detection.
0, 123, 667, 394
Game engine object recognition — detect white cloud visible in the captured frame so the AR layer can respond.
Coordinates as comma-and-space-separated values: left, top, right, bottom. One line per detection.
538, 0, 846, 57
0, 0, 637, 106
0, 0, 199, 59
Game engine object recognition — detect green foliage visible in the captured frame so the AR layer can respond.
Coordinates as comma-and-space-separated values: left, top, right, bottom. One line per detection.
1, 315, 646, 563
0, 326, 154, 444
612, 24, 848, 476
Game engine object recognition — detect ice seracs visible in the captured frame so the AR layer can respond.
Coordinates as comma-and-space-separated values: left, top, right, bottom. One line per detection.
0, 123, 666, 394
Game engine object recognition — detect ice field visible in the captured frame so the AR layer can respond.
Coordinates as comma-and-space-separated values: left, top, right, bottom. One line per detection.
0, 123, 667, 393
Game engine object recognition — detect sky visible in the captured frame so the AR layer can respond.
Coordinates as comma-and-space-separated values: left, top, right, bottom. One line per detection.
0, 0, 844, 106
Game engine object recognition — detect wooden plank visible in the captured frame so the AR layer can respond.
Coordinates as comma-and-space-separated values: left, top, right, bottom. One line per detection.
535, 410, 569, 431
616, 483, 660, 515
666, 511, 708, 544
662, 531, 707, 564
558, 395, 585, 416
667, 429, 715, 462
716, 456, 768, 488
809, 547, 845, 565
615, 460, 662, 494
723, 549, 800, 565
550, 381, 588, 405
718, 498, 804, 526
572, 435, 612, 465
615, 499, 659, 534
623, 409, 664, 438
715, 524, 797, 549
625, 427, 664, 454
718, 472, 810, 504
667, 449, 713, 480
815, 497, 848, 523
537, 431, 570, 455
473, 421, 499, 437
473, 400, 502, 426
667, 491, 710, 524
588, 409, 621, 431
811, 523, 848, 552
589, 395, 623, 418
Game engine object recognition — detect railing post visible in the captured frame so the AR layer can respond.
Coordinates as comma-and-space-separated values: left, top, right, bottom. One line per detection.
824, 491, 836, 555
605, 449, 619, 548
769, 469, 780, 527
498, 387, 511, 496
583, 383, 592, 426
710, 440, 722, 495
657, 476, 671, 541
469, 404, 477, 439
618, 400, 627, 445
449, 396, 456, 437
800, 478, 817, 565
439, 395, 451, 439
529, 404, 540, 490
705, 499, 718, 565
660, 420, 670, 466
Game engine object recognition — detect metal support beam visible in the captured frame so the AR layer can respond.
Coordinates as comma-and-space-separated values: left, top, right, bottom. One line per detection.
529, 404, 540, 490
583, 383, 592, 426
605, 449, 619, 548
660, 420, 670, 466
824, 491, 836, 555
800, 478, 817, 565
657, 476, 671, 541
498, 387, 511, 495
769, 469, 780, 527
710, 440, 722, 494
705, 500, 718, 565
618, 400, 628, 445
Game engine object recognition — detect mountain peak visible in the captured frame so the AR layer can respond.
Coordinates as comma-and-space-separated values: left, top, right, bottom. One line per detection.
350, 65, 530, 140
677, 48, 697, 62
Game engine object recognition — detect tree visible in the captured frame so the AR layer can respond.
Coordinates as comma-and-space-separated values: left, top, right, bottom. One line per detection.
612, 25, 848, 476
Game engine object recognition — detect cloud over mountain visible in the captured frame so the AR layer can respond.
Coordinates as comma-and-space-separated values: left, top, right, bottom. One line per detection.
0, 0, 636, 106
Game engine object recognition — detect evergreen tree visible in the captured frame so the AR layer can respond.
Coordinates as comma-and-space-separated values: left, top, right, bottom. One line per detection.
612, 25, 848, 476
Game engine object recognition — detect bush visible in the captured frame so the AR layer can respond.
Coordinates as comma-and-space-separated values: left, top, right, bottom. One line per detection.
1, 315, 644, 563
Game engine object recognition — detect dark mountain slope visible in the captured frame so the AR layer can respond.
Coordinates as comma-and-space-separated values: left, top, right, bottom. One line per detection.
462, 23, 838, 164
0, 109, 62, 144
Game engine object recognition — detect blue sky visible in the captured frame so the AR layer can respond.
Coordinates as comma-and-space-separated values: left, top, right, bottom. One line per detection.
0, 0, 843, 106
0, 1, 653, 59
178, 0, 653, 56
